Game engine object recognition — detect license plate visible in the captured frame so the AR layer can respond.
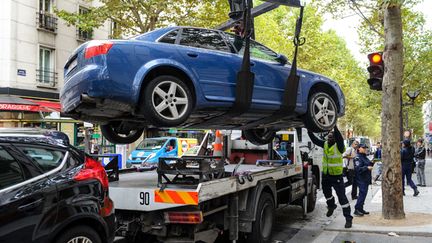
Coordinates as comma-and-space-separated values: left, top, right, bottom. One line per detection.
67, 58, 78, 74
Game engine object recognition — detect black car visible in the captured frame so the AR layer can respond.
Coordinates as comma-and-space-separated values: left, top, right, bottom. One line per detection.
0, 129, 115, 243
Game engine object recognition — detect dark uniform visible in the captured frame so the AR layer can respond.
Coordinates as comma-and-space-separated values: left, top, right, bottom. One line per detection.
308, 126, 353, 228
401, 140, 419, 196
354, 145, 372, 215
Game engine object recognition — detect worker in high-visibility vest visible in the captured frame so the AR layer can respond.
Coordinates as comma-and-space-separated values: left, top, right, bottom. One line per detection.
308, 126, 353, 228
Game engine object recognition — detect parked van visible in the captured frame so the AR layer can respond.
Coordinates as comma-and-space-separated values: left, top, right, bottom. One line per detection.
127, 137, 198, 167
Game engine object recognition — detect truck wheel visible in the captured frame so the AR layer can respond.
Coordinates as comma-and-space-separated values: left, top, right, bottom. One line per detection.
307, 175, 317, 213
143, 75, 193, 127
248, 192, 274, 243
101, 122, 143, 144
304, 92, 337, 132
55, 226, 101, 243
243, 128, 277, 145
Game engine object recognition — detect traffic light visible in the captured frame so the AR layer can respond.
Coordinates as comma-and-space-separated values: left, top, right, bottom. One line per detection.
367, 52, 384, 91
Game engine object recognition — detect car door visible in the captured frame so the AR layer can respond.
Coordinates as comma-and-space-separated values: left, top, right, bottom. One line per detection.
165, 139, 178, 157
224, 33, 290, 106
176, 28, 242, 102
0, 144, 65, 243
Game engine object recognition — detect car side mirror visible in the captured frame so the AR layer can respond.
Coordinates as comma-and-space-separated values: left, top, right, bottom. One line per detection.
276, 54, 288, 65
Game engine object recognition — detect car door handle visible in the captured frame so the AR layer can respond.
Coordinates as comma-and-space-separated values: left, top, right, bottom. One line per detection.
18, 198, 43, 211
187, 52, 198, 58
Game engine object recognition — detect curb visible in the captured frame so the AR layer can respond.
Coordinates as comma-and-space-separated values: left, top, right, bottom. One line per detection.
324, 227, 432, 237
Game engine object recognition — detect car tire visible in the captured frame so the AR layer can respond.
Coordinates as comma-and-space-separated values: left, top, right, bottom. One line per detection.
101, 123, 143, 144
247, 192, 274, 243
304, 92, 338, 132
243, 128, 277, 145
143, 75, 193, 127
55, 226, 101, 243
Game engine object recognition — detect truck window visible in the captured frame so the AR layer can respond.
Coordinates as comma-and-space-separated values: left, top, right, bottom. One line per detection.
137, 139, 167, 150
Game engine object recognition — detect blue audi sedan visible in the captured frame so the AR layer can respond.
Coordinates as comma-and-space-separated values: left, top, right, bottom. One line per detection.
61, 26, 345, 144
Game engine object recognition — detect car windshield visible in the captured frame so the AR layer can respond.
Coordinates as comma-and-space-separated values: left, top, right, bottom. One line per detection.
136, 139, 167, 150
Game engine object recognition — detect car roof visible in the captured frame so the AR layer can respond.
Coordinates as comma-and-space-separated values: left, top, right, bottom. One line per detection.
0, 128, 68, 147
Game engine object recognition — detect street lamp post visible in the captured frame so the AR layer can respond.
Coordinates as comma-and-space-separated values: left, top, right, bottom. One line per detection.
401, 90, 420, 140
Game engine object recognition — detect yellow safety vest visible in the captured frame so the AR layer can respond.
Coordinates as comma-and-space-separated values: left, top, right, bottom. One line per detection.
323, 142, 344, 175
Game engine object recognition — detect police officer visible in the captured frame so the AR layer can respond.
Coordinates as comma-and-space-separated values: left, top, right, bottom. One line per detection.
308, 126, 353, 228
353, 144, 373, 216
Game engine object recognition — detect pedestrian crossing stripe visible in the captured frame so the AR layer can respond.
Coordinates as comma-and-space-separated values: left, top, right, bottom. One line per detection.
154, 190, 199, 205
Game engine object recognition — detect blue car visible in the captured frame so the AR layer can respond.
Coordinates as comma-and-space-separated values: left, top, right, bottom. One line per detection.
61, 26, 345, 145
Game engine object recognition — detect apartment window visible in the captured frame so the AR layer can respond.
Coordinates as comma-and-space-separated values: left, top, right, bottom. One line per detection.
37, 0, 57, 32
110, 21, 121, 38
37, 47, 57, 87
77, 7, 93, 41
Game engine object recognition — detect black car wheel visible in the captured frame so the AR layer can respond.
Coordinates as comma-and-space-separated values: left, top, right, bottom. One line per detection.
143, 75, 193, 127
247, 192, 274, 243
304, 92, 338, 132
243, 128, 277, 145
101, 122, 143, 144
56, 226, 101, 243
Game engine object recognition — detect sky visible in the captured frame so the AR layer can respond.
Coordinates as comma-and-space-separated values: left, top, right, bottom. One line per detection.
322, 0, 432, 65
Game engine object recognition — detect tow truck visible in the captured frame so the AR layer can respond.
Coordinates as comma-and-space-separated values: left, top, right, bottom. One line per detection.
102, 0, 320, 242
108, 130, 318, 243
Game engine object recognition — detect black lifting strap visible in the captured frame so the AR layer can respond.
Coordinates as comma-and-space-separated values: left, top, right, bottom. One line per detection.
193, 0, 255, 127
236, 6, 305, 130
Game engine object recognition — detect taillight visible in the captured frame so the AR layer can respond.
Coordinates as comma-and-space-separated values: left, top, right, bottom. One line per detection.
84, 41, 114, 59
74, 156, 109, 190
164, 211, 203, 224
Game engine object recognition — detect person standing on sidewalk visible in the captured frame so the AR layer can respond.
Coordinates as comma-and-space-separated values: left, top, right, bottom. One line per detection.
401, 140, 420, 196
353, 144, 373, 216
373, 142, 383, 182
343, 140, 359, 200
308, 126, 353, 228
414, 139, 426, 187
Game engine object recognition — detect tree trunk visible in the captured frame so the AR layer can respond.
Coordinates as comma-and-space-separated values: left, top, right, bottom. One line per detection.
381, 3, 405, 219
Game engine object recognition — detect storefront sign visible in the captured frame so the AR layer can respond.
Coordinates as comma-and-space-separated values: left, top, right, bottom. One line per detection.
0, 103, 39, 111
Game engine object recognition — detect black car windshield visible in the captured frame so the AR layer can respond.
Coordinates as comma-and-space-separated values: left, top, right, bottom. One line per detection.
137, 139, 167, 150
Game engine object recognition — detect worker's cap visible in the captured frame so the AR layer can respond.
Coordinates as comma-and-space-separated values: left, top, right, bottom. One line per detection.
358, 143, 368, 148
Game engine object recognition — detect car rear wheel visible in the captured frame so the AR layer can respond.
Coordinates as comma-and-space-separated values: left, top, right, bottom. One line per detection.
243, 128, 277, 145
101, 122, 143, 144
143, 75, 193, 127
55, 226, 101, 243
304, 92, 337, 132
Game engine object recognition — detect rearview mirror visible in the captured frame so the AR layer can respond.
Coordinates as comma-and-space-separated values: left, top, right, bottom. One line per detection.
276, 54, 288, 65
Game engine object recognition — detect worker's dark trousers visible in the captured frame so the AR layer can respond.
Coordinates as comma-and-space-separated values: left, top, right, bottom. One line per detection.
355, 181, 368, 211
402, 163, 417, 193
344, 169, 358, 198
322, 174, 353, 220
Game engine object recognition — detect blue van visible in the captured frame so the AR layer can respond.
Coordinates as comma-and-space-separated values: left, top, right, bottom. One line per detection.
127, 137, 197, 167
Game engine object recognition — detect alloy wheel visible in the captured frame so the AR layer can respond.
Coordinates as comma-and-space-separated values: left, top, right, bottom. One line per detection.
67, 236, 93, 243
312, 96, 336, 127
151, 80, 189, 120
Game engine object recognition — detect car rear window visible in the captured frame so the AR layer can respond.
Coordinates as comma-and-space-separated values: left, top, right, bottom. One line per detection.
180, 28, 231, 52
17, 146, 65, 172
159, 30, 179, 44
0, 146, 25, 190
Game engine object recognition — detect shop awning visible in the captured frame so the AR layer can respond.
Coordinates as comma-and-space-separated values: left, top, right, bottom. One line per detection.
0, 95, 61, 112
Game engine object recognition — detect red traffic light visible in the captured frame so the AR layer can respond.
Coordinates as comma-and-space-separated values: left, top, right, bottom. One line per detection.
368, 52, 383, 65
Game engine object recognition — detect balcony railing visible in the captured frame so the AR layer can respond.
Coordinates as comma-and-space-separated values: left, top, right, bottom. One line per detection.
77, 28, 93, 41
37, 11, 57, 32
36, 69, 58, 88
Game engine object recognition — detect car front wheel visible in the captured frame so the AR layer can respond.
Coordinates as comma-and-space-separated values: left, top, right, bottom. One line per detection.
143, 75, 193, 127
304, 92, 338, 132
101, 122, 143, 144
243, 128, 277, 145
55, 226, 101, 243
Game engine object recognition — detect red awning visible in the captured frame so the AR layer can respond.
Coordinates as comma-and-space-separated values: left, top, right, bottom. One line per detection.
28, 100, 61, 112
0, 95, 60, 112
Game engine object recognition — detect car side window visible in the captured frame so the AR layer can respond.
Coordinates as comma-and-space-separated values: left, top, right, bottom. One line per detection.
17, 146, 65, 173
159, 30, 179, 44
224, 33, 279, 62
0, 146, 25, 190
180, 28, 231, 53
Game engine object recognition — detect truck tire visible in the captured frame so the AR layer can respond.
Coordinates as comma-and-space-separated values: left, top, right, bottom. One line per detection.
248, 192, 274, 243
307, 175, 318, 213
243, 128, 277, 145
55, 226, 101, 243
101, 122, 143, 144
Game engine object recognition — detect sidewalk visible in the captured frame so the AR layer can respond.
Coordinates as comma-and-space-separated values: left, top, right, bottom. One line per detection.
325, 158, 432, 237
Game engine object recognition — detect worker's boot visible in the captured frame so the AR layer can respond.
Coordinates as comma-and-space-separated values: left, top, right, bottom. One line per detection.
344, 218, 352, 228
326, 205, 337, 217
414, 188, 420, 197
